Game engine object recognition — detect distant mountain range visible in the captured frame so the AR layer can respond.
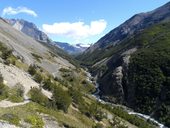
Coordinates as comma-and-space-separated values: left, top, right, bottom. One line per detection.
6, 19, 88, 54
54, 42, 89, 54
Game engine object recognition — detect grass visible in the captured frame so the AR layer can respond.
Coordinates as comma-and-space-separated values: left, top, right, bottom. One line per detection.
31, 53, 43, 62
0, 102, 95, 128
24, 115, 44, 128
15, 59, 29, 71
0, 113, 20, 126
8, 84, 24, 103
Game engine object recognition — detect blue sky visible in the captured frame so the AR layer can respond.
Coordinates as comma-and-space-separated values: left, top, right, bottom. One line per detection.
0, 0, 170, 45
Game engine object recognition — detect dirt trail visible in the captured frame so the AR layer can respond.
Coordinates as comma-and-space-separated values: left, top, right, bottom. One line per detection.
0, 63, 52, 108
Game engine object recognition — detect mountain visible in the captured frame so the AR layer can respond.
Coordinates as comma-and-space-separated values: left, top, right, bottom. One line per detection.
77, 2, 170, 127
82, 1, 170, 61
6, 19, 51, 43
0, 17, 156, 128
0, 18, 76, 77
6, 19, 88, 54
54, 42, 89, 54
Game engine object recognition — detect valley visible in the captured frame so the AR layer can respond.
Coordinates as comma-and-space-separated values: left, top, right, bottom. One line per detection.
0, 1, 170, 128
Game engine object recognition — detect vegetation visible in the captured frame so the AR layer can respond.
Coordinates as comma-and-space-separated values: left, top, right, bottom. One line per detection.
1, 113, 20, 125
52, 86, 72, 113
24, 115, 44, 127
29, 87, 49, 106
31, 53, 43, 62
77, 22, 170, 127
8, 83, 24, 102
28, 64, 37, 76
101, 104, 155, 128
0, 37, 160, 127
0, 74, 8, 100
126, 22, 170, 127
39, 40, 80, 67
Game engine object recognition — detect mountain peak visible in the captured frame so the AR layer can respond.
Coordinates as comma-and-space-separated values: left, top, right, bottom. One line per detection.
86, 1, 170, 53
6, 18, 50, 43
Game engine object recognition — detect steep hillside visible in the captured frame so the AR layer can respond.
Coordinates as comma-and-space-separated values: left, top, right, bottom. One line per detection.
77, 2, 170, 65
84, 22, 170, 127
75, 2, 170, 127
0, 18, 75, 77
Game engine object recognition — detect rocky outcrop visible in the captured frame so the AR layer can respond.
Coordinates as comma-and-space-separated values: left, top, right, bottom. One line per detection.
99, 48, 137, 103
112, 66, 124, 102
6, 19, 50, 43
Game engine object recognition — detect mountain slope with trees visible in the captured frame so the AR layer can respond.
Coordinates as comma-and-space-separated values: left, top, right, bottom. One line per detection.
76, 2, 170, 127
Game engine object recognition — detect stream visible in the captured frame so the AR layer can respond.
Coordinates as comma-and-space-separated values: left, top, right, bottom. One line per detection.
85, 71, 167, 128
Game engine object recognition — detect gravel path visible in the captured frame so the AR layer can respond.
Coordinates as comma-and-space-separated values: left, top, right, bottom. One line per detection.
0, 63, 52, 108
0, 99, 30, 108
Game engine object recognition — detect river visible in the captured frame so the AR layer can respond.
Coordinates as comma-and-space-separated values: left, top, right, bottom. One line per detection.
85, 71, 167, 128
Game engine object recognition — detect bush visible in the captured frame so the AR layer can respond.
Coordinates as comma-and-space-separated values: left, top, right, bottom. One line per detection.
8, 83, 24, 102
0, 83, 8, 100
1, 49, 12, 60
0, 73, 3, 83
31, 53, 43, 62
24, 115, 44, 127
29, 87, 49, 106
34, 73, 43, 83
43, 78, 55, 91
52, 86, 71, 113
1, 113, 20, 125
28, 64, 37, 76
93, 123, 104, 128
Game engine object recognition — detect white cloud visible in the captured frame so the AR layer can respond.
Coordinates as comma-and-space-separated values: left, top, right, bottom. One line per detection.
2, 6, 37, 17
42, 19, 107, 39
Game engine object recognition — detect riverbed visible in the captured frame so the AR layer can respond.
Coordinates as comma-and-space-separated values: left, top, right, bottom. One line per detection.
85, 71, 166, 128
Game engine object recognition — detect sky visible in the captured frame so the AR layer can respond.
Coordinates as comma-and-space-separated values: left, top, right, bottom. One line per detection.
0, 0, 170, 45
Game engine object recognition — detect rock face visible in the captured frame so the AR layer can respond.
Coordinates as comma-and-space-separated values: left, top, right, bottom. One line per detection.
98, 48, 137, 103
86, 2, 170, 53
6, 19, 50, 43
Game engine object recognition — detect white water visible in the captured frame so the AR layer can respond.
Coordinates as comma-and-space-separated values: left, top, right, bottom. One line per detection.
128, 112, 165, 128
85, 71, 166, 128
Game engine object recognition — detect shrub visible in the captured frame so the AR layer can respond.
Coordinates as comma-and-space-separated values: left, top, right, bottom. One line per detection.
1, 49, 12, 60
0, 83, 8, 100
1, 113, 20, 125
28, 64, 37, 76
31, 53, 43, 62
34, 73, 43, 83
8, 83, 24, 102
43, 78, 54, 91
0, 73, 3, 83
29, 87, 49, 106
52, 86, 71, 113
24, 115, 44, 127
